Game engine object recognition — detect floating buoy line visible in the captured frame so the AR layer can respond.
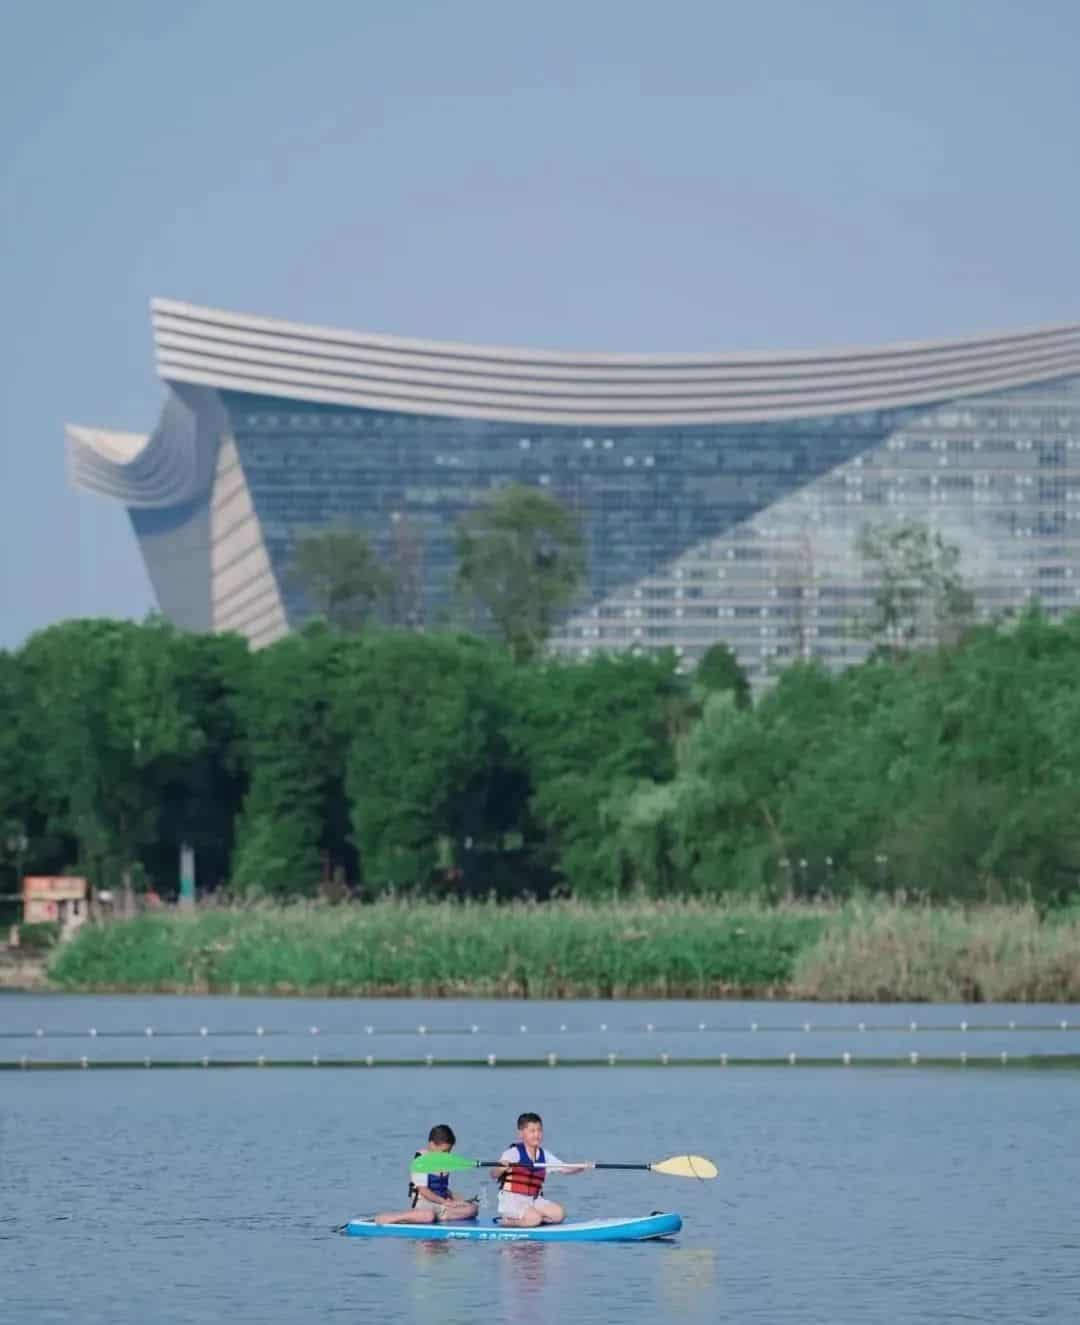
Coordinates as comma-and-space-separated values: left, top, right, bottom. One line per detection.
3, 1053, 1080, 1071
0, 1018, 1074, 1041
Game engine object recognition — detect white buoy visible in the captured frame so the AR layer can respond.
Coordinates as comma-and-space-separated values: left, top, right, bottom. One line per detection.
842, 1052, 852, 1065
607, 1052, 617, 1066
34, 1028, 44, 1038
960, 1051, 968, 1065
1061, 1020, 1069, 1031
365, 1026, 374, 1035
418, 1025, 427, 1035
547, 1052, 558, 1067
487, 1053, 497, 1067
145, 1027, 153, 1037
910, 1021, 918, 1032
312, 1055, 320, 1067
365, 1055, 374, 1067
19, 1056, 28, 1069
470, 1025, 479, 1034
559, 1023, 567, 1032
201, 1056, 209, 1068
787, 1052, 797, 1065
424, 1054, 433, 1067
750, 1022, 758, 1032
660, 1053, 670, 1066
858, 1022, 866, 1032
1000, 1051, 1008, 1065
910, 1051, 919, 1065
257, 1055, 266, 1068
645, 1023, 654, 1033
600, 1023, 607, 1032
720, 1053, 728, 1067
1008, 1020, 1016, 1030
803, 1022, 811, 1033
89, 1028, 97, 1038
698, 1022, 707, 1031
144, 1057, 151, 1068
960, 1020, 968, 1032
310, 1026, 319, 1036
519, 1025, 527, 1033
80, 1056, 88, 1068
256, 1026, 265, 1037
200, 1027, 208, 1038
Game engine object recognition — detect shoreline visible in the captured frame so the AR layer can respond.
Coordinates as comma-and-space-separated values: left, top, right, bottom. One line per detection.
0, 954, 49, 991
17, 982, 1080, 1004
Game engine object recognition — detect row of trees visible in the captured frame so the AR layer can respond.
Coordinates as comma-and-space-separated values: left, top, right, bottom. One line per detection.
2, 600, 1080, 907
2, 489, 1074, 907
289, 484, 585, 663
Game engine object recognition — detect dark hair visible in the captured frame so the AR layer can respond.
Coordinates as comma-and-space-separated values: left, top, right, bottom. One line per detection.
516, 1112, 543, 1130
428, 1124, 456, 1146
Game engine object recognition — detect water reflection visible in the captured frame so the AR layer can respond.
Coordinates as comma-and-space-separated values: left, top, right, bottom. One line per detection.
410, 1240, 452, 1260
497, 1239, 556, 1294
495, 1241, 562, 1325
661, 1247, 717, 1312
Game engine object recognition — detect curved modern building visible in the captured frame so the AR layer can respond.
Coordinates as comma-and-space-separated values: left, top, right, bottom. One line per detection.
68, 300, 1080, 680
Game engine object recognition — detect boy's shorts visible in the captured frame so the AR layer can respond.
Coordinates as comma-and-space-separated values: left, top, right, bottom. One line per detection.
497, 1193, 561, 1220
414, 1196, 453, 1221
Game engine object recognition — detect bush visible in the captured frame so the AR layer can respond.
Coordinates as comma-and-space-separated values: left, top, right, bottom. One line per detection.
17, 921, 60, 951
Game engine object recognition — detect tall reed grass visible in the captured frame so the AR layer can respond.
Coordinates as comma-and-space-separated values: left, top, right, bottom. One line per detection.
47, 896, 1080, 1000
790, 900, 1080, 1002
48, 897, 826, 997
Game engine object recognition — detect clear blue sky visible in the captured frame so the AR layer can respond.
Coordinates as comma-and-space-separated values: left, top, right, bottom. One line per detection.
2, 0, 1078, 648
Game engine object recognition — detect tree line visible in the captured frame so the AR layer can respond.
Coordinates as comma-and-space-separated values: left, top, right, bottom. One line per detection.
1, 494, 1077, 909
2, 602, 1079, 908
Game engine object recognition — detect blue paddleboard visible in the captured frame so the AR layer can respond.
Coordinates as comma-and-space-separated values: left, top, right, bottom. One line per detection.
343, 1212, 682, 1242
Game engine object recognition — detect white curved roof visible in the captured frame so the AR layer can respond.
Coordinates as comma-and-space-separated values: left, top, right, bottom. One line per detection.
67, 386, 225, 508
151, 298, 1080, 426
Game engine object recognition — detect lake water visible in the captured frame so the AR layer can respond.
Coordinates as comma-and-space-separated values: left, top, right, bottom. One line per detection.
2, 993, 1079, 1324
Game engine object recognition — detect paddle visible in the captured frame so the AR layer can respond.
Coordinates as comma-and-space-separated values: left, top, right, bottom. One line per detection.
411, 1151, 717, 1180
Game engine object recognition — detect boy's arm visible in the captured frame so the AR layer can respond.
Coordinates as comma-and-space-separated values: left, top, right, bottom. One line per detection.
412, 1176, 455, 1206
490, 1147, 515, 1181
545, 1150, 590, 1176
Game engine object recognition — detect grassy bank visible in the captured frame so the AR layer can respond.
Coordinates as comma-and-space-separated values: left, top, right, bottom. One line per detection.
46, 898, 1080, 1001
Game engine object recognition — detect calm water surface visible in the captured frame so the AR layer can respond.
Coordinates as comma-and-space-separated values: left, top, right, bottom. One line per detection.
2, 993, 1079, 1324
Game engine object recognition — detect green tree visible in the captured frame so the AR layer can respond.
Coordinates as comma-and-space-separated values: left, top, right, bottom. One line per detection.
455, 484, 585, 663
855, 520, 975, 651
508, 651, 690, 894
695, 642, 752, 709
0, 650, 41, 909
147, 631, 253, 894
288, 526, 393, 630
18, 619, 203, 908
230, 625, 354, 897
338, 632, 516, 888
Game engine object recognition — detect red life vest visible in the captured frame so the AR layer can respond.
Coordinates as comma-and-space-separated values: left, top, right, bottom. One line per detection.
500, 1142, 546, 1197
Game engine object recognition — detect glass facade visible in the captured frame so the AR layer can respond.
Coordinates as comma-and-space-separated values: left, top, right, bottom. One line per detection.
215, 373, 1080, 681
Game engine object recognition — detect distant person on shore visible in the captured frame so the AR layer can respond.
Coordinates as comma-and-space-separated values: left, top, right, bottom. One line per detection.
374, 1124, 479, 1225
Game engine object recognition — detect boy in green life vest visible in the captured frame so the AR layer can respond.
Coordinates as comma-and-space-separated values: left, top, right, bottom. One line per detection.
374, 1124, 479, 1225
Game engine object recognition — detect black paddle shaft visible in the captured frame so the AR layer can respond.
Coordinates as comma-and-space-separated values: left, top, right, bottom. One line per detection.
477, 1161, 646, 1171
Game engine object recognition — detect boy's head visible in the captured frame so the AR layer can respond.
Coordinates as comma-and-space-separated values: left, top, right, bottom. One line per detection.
516, 1112, 543, 1146
427, 1124, 456, 1152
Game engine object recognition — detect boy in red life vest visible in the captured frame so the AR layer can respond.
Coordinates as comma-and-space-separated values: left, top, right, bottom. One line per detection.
492, 1112, 589, 1227
374, 1124, 479, 1225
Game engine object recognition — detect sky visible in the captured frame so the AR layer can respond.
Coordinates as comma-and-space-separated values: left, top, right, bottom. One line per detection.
2, 0, 1079, 648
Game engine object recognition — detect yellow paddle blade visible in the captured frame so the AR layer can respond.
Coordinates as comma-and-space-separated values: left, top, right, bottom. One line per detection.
650, 1154, 718, 1180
